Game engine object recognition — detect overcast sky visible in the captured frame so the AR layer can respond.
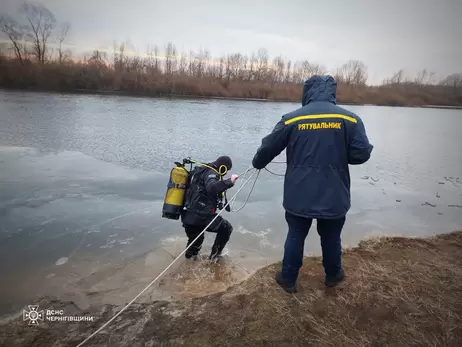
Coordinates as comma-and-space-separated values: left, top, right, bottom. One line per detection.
1, 0, 461, 84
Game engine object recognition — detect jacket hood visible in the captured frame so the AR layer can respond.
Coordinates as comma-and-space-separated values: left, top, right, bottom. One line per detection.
302, 75, 337, 106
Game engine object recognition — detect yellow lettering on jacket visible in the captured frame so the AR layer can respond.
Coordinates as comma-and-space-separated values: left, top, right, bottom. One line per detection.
297, 122, 342, 130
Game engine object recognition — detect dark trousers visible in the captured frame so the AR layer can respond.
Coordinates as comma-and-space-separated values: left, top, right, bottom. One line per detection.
183, 217, 233, 257
282, 211, 346, 284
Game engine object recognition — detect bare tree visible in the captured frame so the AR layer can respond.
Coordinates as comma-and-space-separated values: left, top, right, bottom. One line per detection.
164, 44, 171, 75
112, 42, 119, 69
188, 50, 194, 76
164, 42, 177, 75
300, 61, 311, 81
414, 69, 435, 85
284, 60, 292, 83
247, 53, 257, 81
201, 50, 211, 77
206, 56, 217, 77
217, 56, 225, 80
0, 15, 27, 64
439, 73, 462, 94
19, 3, 57, 64
145, 45, 154, 71
170, 43, 178, 74
153, 45, 160, 72
127, 55, 143, 71
227, 53, 246, 80
335, 60, 368, 85
56, 22, 70, 63
191, 49, 209, 78
113, 42, 125, 71
309, 63, 326, 76
290, 60, 326, 83
383, 69, 404, 85
178, 51, 188, 75
271, 55, 285, 83
239, 54, 249, 80
88, 49, 107, 67
224, 54, 232, 83
291, 61, 303, 84
254, 48, 269, 81
144, 45, 161, 75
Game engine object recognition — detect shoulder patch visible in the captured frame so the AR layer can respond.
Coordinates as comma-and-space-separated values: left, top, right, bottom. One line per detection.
208, 174, 217, 178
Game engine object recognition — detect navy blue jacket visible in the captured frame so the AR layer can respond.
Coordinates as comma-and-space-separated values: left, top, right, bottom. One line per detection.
252, 75, 373, 219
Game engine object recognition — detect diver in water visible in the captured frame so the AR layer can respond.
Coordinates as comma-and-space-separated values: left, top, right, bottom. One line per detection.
181, 156, 238, 261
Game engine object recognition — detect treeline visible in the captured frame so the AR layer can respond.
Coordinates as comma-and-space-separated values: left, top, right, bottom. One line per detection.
1, 3, 461, 106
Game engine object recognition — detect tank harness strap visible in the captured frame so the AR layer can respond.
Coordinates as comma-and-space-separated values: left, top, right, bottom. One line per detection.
189, 160, 223, 176
188, 158, 228, 199
167, 182, 187, 189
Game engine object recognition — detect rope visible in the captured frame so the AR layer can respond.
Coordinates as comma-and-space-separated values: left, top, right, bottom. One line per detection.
231, 169, 260, 212
236, 166, 255, 177
76, 167, 258, 347
263, 160, 287, 177
264, 167, 285, 177
229, 160, 286, 210
188, 158, 252, 202
230, 167, 251, 211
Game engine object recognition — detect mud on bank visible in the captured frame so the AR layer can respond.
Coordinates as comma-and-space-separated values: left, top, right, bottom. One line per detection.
1, 231, 462, 347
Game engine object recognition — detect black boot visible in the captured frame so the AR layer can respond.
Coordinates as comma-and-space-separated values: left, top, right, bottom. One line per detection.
185, 242, 201, 260
209, 244, 224, 261
185, 251, 198, 260
324, 268, 345, 287
209, 253, 223, 261
275, 271, 297, 294
209, 219, 232, 261
184, 229, 204, 260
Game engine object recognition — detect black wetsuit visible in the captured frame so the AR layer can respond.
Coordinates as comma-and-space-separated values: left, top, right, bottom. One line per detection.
180, 165, 234, 258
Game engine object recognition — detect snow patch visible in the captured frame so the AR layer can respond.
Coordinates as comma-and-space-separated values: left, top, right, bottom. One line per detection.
55, 257, 68, 266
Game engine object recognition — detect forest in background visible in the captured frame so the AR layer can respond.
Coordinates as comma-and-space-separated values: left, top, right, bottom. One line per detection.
1, 2, 461, 107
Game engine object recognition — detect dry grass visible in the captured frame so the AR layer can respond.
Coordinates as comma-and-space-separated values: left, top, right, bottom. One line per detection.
1, 231, 462, 347
1, 57, 461, 107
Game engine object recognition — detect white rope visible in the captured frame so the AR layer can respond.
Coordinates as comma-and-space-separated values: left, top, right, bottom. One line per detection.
228, 166, 256, 211
230, 167, 251, 211
76, 167, 258, 347
230, 169, 260, 212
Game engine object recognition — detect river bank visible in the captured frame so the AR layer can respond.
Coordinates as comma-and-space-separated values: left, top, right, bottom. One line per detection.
3, 87, 462, 110
1, 230, 461, 347
1, 56, 461, 108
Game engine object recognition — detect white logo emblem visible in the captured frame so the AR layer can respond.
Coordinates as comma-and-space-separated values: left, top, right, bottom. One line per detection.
23, 305, 44, 325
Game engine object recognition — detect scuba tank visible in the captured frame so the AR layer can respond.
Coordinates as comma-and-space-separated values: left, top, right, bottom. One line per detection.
162, 160, 190, 220
161, 157, 230, 220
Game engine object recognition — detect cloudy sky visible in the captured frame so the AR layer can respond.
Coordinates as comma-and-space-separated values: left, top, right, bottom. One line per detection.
1, 0, 461, 84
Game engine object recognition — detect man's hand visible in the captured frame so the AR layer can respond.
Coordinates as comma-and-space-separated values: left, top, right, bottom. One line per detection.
231, 174, 239, 184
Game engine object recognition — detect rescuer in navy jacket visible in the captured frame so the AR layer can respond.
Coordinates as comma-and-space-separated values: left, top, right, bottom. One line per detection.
252, 75, 373, 293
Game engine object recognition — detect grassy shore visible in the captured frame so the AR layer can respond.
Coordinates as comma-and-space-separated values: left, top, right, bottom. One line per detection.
1, 57, 461, 108
1, 230, 461, 347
